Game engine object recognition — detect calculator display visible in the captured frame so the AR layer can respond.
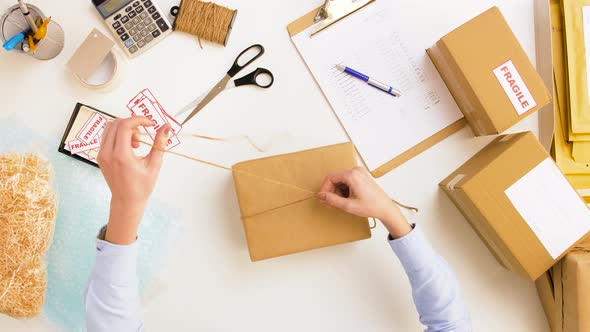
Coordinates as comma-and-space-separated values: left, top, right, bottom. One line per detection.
98, 0, 131, 18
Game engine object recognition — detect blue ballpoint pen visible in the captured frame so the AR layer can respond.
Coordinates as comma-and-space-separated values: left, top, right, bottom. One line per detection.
336, 64, 402, 97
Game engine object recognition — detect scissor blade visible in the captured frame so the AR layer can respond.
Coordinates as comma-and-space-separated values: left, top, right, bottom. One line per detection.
181, 75, 231, 126
175, 91, 207, 118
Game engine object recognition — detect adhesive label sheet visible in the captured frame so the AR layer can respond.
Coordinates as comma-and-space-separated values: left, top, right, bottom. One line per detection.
505, 158, 590, 259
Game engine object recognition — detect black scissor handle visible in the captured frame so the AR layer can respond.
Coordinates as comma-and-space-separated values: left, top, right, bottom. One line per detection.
234, 68, 274, 88
227, 44, 265, 77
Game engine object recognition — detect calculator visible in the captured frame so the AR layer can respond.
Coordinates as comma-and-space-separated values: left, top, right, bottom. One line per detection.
92, 0, 172, 57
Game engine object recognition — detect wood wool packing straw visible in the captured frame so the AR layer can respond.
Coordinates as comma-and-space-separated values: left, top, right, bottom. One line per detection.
172, 0, 237, 47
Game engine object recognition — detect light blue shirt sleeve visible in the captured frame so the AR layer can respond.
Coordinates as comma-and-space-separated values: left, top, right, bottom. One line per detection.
389, 224, 471, 332
84, 237, 143, 332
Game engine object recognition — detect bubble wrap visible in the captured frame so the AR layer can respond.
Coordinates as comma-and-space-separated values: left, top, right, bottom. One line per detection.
0, 117, 179, 331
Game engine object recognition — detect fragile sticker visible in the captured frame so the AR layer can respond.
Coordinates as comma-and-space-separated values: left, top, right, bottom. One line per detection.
493, 60, 537, 116
76, 111, 108, 144
68, 136, 101, 155
127, 88, 183, 150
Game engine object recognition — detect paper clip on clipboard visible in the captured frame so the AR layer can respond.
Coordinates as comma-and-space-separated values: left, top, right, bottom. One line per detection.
310, 0, 375, 36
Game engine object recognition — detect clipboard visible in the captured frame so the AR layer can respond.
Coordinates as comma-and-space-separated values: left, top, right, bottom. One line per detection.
287, 4, 466, 178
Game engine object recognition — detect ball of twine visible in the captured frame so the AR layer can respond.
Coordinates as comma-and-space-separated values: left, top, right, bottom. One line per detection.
0, 152, 56, 318
175, 0, 236, 47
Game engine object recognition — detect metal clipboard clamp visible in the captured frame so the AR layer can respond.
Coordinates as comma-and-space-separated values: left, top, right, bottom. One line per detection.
311, 0, 375, 36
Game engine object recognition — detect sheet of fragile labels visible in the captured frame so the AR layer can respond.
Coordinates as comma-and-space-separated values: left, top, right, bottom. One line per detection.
63, 89, 182, 163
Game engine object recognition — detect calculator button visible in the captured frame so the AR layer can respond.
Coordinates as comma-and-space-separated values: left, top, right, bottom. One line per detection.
124, 39, 134, 48
133, 35, 142, 42
125, 22, 133, 30
144, 0, 153, 7
148, 23, 156, 31
133, 1, 140, 7
137, 40, 146, 48
140, 12, 148, 19
129, 45, 138, 54
144, 34, 154, 44
121, 33, 130, 41
136, 6, 144, 13
143, 17, 152, 25
112, 21, 121, 29
114, 14, 122, 21
152, 30, 161, 38
147, 6, 157, 14
156, 18, 169, 32
151, 11, 160, 19
116, 27, 125, 35
132, 17, 141, 25
129, 28, 138, 35
126, 6, 133, 12
141, 29, 148, 37
121, 15, 129, 23
128, 10, 137, 18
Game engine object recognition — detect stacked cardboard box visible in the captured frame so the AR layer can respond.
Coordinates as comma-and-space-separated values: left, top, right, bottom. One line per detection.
440, 132, 590, 281
427, 6, 551, 136
431, 5, 590, 330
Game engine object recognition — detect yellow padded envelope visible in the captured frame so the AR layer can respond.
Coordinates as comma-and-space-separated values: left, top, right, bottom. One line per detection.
232, 143, 371, 262
563, 0, 590, 135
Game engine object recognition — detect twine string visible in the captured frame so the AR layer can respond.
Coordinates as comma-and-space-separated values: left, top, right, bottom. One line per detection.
140, 140, 419, 221
175, 0, 236, 47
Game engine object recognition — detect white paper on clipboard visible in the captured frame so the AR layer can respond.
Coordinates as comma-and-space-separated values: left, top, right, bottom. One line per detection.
291, 1, 463, 173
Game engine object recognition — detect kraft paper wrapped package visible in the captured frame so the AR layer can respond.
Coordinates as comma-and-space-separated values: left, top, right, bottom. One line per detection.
232, 143, 371, 261
536, 249, 590, 332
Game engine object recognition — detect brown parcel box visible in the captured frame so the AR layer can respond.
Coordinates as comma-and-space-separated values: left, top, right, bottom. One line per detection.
232, 143, 371, 261
440, 132, 590, 280
427, 7, 551, 136
536, 249, 590, 332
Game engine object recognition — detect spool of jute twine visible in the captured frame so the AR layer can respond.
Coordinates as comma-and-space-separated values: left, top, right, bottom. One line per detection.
172, 0, 237, 48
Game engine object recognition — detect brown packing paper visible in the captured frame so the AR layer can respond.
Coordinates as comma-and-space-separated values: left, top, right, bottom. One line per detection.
535, 266, 562, 332
563, 0, 590, 135
232, 143, 371, 261
537, 249, 590, 332
562, 250, 590, 332
287, 7, 466, 178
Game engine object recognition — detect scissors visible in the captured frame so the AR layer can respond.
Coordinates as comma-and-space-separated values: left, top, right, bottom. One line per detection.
176, 44, 274, 125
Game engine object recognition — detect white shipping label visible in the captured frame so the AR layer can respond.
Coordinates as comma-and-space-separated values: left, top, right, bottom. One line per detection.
493, 60, 537, 115
505, 158, 590, 259
583, 7, 590, 100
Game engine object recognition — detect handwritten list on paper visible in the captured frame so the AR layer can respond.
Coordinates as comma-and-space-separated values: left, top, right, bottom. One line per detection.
292, 1, 463, 171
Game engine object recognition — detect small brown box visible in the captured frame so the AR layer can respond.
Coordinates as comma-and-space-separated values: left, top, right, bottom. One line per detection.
440, 132, 590, 280
232, 143, 371, 262
427, 7, 551, 136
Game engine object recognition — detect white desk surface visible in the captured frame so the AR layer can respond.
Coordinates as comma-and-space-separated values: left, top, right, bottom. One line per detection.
0, 0, 549, 331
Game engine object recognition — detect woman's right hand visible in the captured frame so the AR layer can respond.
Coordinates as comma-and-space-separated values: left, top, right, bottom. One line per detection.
318, 167, 412, 238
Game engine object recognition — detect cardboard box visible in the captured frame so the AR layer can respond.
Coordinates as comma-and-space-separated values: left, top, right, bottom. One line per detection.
440, 132, 590, 280
536, 249, 590, 332
232, 143, 371, 261
428, 7, 551, 136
